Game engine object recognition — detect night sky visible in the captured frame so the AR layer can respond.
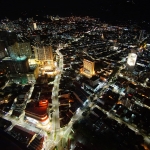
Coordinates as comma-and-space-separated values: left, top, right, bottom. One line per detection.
0, 0, 149, 21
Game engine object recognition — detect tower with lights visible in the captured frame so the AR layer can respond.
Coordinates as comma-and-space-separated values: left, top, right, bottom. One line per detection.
34, 45, 56, 76
81, 59, 95, 78
126, 51, 137, 71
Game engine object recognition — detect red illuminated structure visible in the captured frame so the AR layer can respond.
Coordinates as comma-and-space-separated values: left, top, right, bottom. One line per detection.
25, 100, 49, 125
39, 99, 48, 107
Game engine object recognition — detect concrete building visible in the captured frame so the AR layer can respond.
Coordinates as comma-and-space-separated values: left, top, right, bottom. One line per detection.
81, 59, 95, 78
8, 42, 32, 58
25, 100, 49, 125
2, 56, 29, 73
34, 45, 56, 76
34, 45, 53, 61
33, 23, 37, 30
82, 76, 101, 94
126, 52, 137, 71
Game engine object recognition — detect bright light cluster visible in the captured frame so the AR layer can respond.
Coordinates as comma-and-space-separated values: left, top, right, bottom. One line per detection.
127, 53, 137, 66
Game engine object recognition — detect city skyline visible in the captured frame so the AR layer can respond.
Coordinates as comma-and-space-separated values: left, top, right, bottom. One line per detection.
0, 9, 150, 150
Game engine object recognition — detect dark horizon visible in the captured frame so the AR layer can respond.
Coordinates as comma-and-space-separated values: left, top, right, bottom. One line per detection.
0, 0, 150, 22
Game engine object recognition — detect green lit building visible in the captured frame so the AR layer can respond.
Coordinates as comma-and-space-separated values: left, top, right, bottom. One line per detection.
2, 56, 29, 73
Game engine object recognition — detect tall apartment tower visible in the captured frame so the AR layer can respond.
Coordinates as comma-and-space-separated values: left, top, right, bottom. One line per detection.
8, 42, 32, 58
33, 23, 37, 30
34, 45, 55, 74
44, 46, 54, 61
126, 52, 137, 71
18, 42, 32, 57
81, 59, 95, 78
34, 45, 53, 61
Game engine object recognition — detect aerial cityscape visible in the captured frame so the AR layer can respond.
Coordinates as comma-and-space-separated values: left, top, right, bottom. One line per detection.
0, 0, 150, 150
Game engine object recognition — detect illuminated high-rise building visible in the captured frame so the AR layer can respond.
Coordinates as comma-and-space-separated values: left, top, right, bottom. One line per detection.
81, 59, 95, 78
33, 23, 37, 30
44, 46, 54, 61
126, 52, 137, 71
34, 45, 53, 61
34, 45, 56, 75
18, 42, 32, 57
8, 42, 32, 58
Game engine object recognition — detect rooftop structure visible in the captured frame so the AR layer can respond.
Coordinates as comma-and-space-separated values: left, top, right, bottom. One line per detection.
25, 100, 49, 125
